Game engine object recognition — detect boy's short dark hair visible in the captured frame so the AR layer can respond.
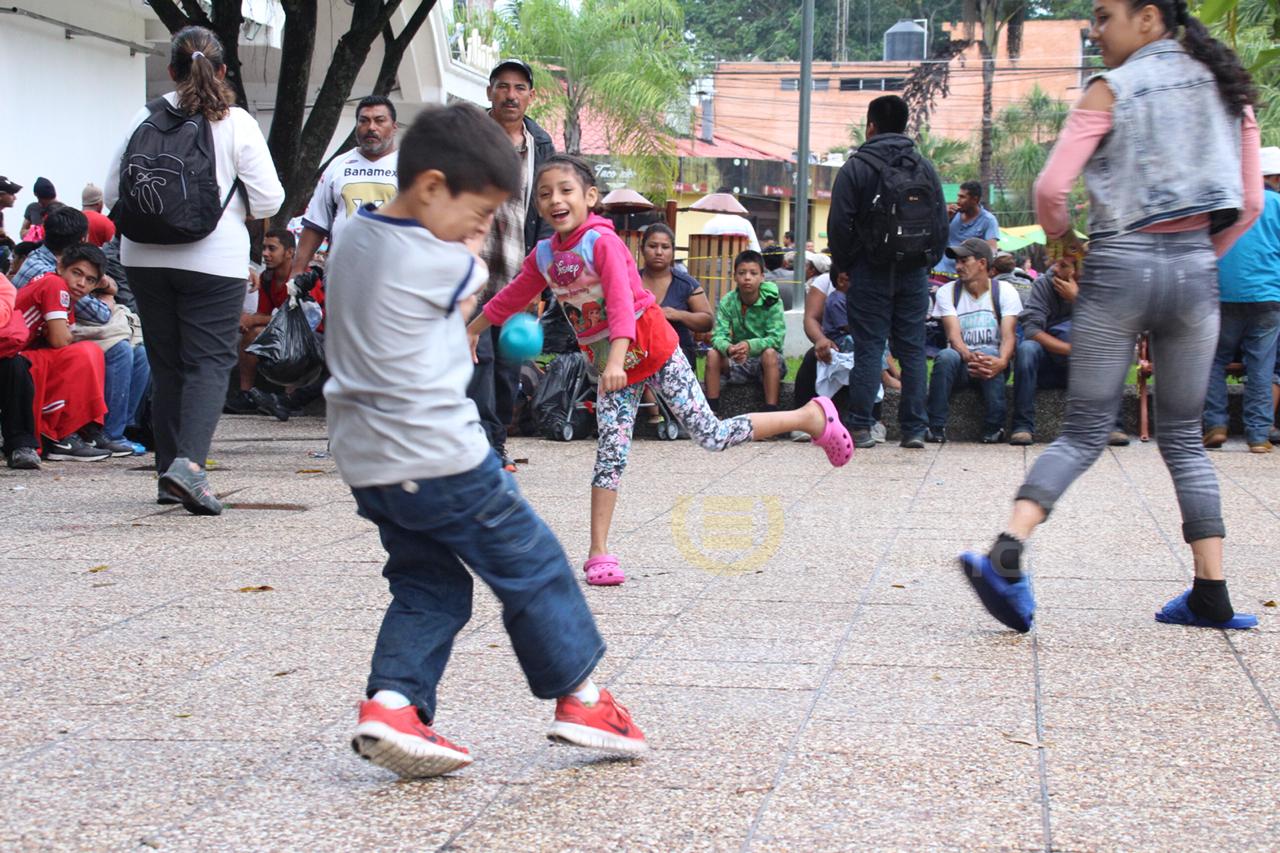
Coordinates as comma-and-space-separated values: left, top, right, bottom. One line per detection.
760, 244, 785, 271
867, 95, 909, 135
58, 243, 106, 275
961, 180, 984, 200
43, 206, 89, 254
734, 249, 765, 273
356, 94, 396, 123
397, 102, 521, 197
265, 227, 296, 251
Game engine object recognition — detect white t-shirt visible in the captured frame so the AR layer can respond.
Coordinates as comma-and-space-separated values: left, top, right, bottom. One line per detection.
931, 279, 1022, 349
702, 214, 762, 252
104, 92, 285, 279
807, 272, 833, 296
302, 148, 398, 249
323, 205, 490, 488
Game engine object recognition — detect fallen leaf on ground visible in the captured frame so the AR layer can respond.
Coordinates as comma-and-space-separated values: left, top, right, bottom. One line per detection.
272, 669, 297, 677
174, 713, 191, 719
91, 582, 115, 588
1265, 600, 1277, 608
296, 469, 324, 474
87, 565, 109, 573
236, 585, 274, 593
891, 583, 906, 589
1002, 732, 1043, 748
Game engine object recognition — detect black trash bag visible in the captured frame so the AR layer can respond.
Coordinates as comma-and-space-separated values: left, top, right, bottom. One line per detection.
531, 352, 594, 441
540, 291, 580, 354
246, 298, 324, 386
508, 361, 544, 437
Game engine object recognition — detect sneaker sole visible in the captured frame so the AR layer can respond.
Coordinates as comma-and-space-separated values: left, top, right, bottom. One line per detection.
46, 452, 110, 462
546, 720, 649, 756
351, 721, 473, 778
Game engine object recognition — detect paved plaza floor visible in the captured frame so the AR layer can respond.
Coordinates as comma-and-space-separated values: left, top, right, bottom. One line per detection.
1, 414, 1278, 851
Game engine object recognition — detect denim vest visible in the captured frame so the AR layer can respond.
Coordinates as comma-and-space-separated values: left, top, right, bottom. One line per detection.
1085, 39, 1243, 241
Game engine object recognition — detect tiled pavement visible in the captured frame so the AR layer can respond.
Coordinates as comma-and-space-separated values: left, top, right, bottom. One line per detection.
1, 415, 1278, 851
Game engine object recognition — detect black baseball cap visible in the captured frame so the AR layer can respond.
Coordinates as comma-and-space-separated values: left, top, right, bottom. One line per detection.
489, 59, 534, 85
945, 237, 995, 265
0, 176, 21, 195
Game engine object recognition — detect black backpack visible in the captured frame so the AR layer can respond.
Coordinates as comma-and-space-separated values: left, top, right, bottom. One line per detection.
115, 97, 241, 245
852, 146, 940, 266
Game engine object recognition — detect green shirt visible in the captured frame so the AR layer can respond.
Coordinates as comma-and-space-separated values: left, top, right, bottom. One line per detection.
711, 281, 786, 357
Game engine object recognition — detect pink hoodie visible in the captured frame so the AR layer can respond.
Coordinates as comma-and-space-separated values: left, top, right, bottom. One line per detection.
483, 214, 677, 383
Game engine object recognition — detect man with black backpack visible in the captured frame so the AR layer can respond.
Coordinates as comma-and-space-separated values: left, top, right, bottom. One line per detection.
828, 95, 948, 449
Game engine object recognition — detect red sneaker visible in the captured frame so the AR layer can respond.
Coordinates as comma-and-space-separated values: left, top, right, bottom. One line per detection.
351, 700, 473, 778
546, 689, 648, 756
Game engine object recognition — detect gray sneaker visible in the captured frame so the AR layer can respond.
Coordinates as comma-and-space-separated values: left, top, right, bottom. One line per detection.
159, 457, 223, 516
871, 422, 887, 444
850, 429, 877, 449
156, 483, 182, 505
7, 447, 41, 470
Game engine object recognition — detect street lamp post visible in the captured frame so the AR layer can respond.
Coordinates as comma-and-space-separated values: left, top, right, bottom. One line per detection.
794, 0, 815, 306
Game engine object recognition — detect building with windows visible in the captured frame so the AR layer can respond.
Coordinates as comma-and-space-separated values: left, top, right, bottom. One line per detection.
711, 19, 1091, 160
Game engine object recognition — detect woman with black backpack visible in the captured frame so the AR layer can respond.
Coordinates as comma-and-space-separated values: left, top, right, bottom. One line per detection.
105, 26, 284, 515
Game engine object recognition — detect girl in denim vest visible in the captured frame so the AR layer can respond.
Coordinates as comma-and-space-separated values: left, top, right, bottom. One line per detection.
472, 155, 853, 586
961, 0, 1263, 631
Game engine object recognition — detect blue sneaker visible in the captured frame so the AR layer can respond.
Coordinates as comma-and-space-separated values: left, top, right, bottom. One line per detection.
1155, 589, 1257, 629
128, 442, 148, 456
958, 551, 1035, 633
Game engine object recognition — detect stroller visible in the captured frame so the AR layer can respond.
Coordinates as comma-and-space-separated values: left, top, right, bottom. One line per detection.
532, 352, 597, 441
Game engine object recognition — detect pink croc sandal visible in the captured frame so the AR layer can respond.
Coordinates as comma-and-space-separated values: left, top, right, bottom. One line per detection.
811, 396, 853, 467
583, 554, 625, 586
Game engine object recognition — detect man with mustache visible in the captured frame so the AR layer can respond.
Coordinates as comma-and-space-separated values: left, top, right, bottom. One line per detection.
291, 95, 399, 278
467, 59, 558, 472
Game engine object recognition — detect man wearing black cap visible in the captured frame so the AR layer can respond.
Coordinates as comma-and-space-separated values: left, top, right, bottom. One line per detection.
0, 177, 20, 242
926, 237, 1022, 444
21, 177, 57, 238
466, 59, 557, 472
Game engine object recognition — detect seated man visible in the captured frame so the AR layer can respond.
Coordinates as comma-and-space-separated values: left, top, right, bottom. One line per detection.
227, 228, 323, 419
14, 244, 111, 461
1, 273, 40, 469
926, 238, 1021, 443
1013, 260, 1129, 446
706, 250, 786, 412
11, 205, 88, 289
992, 250, 1035, 304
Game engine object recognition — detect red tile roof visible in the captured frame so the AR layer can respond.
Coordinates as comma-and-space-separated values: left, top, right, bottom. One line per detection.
540, 106, 787, 163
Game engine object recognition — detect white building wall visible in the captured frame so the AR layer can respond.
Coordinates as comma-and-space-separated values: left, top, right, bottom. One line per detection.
0, 2, 148, 232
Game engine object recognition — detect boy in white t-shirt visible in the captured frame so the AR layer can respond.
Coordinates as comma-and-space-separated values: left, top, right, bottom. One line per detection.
926, 237, 1022, 443
324, 102, 647, 780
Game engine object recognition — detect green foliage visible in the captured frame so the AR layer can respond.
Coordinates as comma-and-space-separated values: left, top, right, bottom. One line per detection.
496, 0, 698, 198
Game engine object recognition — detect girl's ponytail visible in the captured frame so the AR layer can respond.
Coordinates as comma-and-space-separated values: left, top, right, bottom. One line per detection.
169, 25, 235, 122
1171, 0, 1256, 116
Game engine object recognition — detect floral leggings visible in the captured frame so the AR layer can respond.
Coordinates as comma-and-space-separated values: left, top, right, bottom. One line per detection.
593, 348, 755, 490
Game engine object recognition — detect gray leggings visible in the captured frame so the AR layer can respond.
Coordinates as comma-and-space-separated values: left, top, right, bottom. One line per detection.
1016, 230, 1225, 543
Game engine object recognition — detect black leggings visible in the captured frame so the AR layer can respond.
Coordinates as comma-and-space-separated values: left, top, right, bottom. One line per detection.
0, 355, 38, 452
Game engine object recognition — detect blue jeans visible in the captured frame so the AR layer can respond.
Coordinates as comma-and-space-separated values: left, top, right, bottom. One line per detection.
843, 264, 930, 434
1014, 338, 1125, 436
103, 341, 151, 441
1203, 303, 1280, 444
350, 452, 605, 720
928, 345, 1008, 432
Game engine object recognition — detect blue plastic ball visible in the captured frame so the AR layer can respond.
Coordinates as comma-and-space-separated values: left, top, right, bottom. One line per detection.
497, 313, 543, 362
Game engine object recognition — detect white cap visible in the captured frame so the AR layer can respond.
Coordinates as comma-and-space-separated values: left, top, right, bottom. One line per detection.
1260, 146, 1280, 177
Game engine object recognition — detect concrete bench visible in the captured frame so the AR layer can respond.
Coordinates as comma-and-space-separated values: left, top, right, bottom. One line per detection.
714, 381, 1256, 443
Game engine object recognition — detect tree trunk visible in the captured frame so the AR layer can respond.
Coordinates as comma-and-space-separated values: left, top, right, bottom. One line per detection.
979, 39, 994, 190
266, 0, 319, 198
314, 0, 439, 184
564, 85, 582, 154
278, 0, 406, 224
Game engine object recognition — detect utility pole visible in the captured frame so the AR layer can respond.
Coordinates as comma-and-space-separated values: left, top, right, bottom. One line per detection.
794, 0, 814, 307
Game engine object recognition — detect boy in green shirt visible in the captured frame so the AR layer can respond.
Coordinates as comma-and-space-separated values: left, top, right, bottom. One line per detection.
706, 250, 788, 411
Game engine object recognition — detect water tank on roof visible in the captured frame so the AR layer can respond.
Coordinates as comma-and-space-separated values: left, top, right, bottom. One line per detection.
883, 19, 927, 62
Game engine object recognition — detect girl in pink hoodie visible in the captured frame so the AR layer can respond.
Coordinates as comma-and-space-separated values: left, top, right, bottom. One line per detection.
470, 154, 852, 586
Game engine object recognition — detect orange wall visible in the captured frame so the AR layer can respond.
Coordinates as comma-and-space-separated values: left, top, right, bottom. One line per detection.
711, 20, 1088, 159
